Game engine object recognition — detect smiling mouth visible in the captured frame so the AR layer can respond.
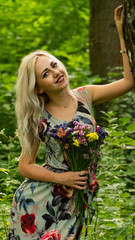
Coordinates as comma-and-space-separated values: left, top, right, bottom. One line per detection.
55, 75, 64, 83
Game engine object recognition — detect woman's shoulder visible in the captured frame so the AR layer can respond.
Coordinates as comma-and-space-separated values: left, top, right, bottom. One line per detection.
72, 86, 87, 93
72, 86, 93, 105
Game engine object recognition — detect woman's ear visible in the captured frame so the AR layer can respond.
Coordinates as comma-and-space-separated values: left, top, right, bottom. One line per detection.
37, 88, 44, 94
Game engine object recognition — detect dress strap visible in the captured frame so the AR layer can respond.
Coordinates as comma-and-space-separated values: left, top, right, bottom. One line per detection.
72, 86, 93, 113
72, 86, 97, 130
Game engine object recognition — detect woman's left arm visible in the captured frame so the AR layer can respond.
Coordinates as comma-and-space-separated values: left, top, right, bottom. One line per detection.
86, 5, 135, 105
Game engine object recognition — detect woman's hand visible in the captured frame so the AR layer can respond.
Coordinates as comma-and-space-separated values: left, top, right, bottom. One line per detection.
59, 170, 89, 190
114, 5, 123, 38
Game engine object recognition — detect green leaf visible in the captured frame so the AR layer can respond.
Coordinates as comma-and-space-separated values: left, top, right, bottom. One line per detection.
0, 168, 9, 174
100, 223, 118, 229
127, 123, 135, 132
119, 117, 130, 126
119, 192, 130, 198
110, 131, 125, 137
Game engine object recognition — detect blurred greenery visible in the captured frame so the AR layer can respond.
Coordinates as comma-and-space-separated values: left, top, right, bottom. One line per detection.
0, 0, 92, 137
0, 0, 135, 239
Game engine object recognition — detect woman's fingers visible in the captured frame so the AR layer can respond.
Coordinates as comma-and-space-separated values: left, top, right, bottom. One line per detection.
114, 5, 123, 21
73, 183, 87, 190
114, 5, 124, 37
79, 170, 89, 176
77, 175, 88, 180
115, 5, 123, 14
59, 170, 89, 190
76, 181, 87, 186
74, 185, 86, 190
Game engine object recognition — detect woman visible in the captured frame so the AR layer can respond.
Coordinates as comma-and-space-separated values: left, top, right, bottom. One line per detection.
9, 6, 134, 240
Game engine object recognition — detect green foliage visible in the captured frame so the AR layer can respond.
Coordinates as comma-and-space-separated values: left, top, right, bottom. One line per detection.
0, 112, 135, 239
80, 112, 135, 239
0, 129, 45, 239
0, 0, 91, 135
0, 0, 135, 239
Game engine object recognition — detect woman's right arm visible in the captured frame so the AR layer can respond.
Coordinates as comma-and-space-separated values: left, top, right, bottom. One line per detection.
18, 141, 89, 190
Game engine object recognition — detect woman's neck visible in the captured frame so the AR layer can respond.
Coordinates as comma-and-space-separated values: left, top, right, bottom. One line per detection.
46, 87, 75, 109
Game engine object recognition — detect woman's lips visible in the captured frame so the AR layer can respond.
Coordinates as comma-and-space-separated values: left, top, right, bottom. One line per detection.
56, 75, 64, 83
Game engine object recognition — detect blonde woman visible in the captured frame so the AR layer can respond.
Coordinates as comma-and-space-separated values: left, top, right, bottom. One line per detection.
9, 6, 134, 240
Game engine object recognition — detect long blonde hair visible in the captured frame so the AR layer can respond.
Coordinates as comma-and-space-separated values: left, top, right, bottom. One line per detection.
16, 50, 67, 157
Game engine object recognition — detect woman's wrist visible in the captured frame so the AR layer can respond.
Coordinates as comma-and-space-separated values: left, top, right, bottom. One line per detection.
119, 37, 126, 51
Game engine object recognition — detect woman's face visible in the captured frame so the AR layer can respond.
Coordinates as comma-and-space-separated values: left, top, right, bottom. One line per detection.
35, 55, 69, 95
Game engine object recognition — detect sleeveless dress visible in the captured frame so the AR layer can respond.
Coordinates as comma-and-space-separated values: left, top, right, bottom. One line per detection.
8, 87, 99, 240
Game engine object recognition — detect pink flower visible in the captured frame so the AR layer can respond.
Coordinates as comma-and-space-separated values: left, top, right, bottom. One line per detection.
78, 130, 85, 136
81, 138, 87, 144
89, 149, 94, 155
41, 229, 61, 240
83, 154, 89, 159
97, 151, 101, 157
74, 126, 79, 131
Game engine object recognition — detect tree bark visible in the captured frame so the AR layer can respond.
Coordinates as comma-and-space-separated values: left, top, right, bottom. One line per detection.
89, 0, 123, 125
123, 0, 135, 82
90, 0, 123, 78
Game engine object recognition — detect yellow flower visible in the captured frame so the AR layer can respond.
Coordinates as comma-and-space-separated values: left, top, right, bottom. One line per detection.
86, 132, 99, 142
6, 221, 10, 226
73, 139, 80, 147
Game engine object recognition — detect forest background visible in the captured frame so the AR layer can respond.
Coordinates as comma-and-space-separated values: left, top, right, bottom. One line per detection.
0, 0, 135, 239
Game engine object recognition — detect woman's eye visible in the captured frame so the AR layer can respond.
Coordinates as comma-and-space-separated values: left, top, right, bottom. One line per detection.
43, 71, 49, 78
52, 62, 57, 68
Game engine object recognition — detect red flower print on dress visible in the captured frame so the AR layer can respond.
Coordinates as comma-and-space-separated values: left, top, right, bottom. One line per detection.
41, 229, 61, 240
38, 118, 50, 141
52, 184, 74, 198
21, 213, 36, 234
83, 193, 88, 210
77, 86, 85, 92
89, 172, 99, 193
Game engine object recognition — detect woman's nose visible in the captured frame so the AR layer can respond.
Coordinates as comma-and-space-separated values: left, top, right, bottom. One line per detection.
52, 69, 60, 78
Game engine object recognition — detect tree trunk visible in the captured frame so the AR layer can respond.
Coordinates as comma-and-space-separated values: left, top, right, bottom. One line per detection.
89, 0, 123, 125
123, 0, 135, 82
90, 0, 123, 78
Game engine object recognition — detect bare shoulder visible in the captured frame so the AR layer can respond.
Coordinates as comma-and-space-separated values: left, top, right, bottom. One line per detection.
85, 85, 96, 101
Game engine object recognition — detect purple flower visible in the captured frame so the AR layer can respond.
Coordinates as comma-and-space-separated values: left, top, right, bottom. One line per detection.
97, 151, 101, 158
97, 126, 103, 134
83, 154, 89, 159
89, 149, 94, 155
66, 128, 74, 136
97, 126, 108, 140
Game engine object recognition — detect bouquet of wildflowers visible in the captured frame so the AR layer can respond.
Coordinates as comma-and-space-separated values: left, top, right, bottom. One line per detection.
49, 121, 108, 216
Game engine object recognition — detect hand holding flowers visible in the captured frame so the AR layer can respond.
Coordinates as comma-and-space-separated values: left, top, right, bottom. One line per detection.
58, 170, 89, 190
49, 121, 108, 217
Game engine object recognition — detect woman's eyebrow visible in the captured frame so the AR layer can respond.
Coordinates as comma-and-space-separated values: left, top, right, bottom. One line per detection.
41, 61, 54, 76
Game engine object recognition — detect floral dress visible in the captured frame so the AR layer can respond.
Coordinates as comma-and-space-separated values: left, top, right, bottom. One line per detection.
8, 87, 99, 240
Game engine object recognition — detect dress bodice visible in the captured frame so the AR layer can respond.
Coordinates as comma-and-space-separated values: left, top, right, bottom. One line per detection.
41, 87, 96, 171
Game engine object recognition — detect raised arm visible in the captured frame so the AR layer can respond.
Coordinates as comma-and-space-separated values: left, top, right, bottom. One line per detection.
18, 141, 89, 190
86, 5, 134, 105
